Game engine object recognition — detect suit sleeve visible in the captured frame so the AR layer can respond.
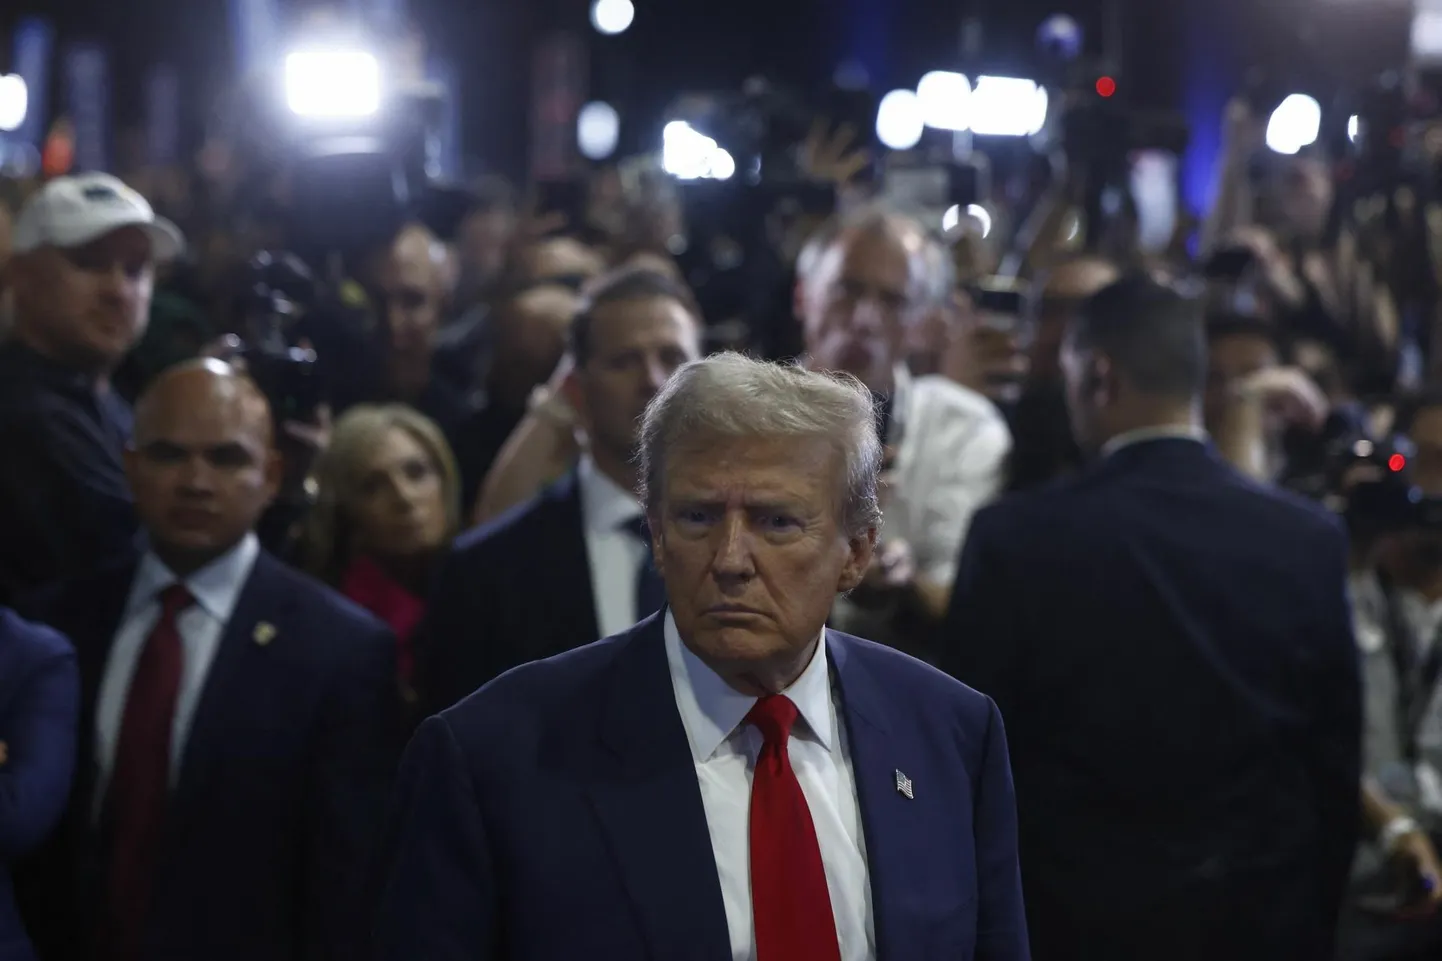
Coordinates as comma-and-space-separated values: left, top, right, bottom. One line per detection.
302, 625, 402, 961
0, 640, 80, 861
941, 508, 1023, 720
1302, 528, 1363, 952
372, 715, 496, 961
973, 697, 1030, 961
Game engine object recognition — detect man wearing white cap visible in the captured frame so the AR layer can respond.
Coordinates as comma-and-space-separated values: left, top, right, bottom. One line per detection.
0, 173, 184, 605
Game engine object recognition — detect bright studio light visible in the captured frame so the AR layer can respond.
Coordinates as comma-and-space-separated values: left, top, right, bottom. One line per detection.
1266, 94, 1322, 155
284, 49, 381, 118
969, 77, 1048, 137
0, 74, 27, 133
876, 89, 924, 151
578, 101, 620, 160
1348, 114, 1360, 143
917, 71, 972, 132
944, 203, 992, 237
591, 0, 636, 36
662, 121, 733, 181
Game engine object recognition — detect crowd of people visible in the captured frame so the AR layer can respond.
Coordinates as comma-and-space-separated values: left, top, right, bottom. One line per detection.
1, 86, 1441, 960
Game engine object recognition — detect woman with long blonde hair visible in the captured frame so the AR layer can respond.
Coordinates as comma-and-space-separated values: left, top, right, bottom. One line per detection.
300, 405, 461, 692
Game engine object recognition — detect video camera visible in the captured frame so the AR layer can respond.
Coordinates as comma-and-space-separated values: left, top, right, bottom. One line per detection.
234, 251, 325, 424
1289, 410, 1442, 534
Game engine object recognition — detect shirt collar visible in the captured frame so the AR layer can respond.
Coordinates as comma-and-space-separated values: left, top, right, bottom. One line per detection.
1100, 424, 1209, 459
127, 533, 261, 622
663, 609, 834, 763
578, 455, 644, 534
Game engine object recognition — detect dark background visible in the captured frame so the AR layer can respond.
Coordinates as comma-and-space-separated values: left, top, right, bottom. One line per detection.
0, 0, 1421, 186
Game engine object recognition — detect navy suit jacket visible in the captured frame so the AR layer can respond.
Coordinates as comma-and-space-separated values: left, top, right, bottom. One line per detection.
0, 609, 78, 961
943, 438, 1362, 961
416, 472, 598, 716
376, 613, 1030, 961
16, 550, 402, 961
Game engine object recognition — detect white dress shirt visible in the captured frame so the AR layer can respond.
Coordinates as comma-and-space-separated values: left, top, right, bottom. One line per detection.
94, 533, 260, 809
885, 364, 1011, 587
664, 611, 875, 961
578, 456, 650, 637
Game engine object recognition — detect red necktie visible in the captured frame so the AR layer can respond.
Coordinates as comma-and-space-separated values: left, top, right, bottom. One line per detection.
747, 694, 842, 961
99, 583, 193, 961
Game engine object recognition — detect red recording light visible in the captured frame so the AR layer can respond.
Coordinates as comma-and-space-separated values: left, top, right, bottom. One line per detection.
1389, 453, 1407, 472
1095, 76, 1117, 98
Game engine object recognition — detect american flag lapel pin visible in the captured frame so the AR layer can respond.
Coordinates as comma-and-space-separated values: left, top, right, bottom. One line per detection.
894, 769, 914, 800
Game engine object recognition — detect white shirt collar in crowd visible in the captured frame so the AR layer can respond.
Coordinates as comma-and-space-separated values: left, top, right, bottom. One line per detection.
664, 608, 834, 763
1101, 425, 1210, 459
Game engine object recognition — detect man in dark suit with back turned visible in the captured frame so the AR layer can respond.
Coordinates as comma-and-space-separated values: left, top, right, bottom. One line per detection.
943, 276, 1362, 961
18, 360, 401, 961
417, 268, 702, 715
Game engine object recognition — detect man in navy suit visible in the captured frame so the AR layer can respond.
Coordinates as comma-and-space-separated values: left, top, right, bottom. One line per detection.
943, 276, 1361, 961
377, 352, 1029, 960
416, 268, 702, 715
0, 609, 78, 961
19, 360, 401, 961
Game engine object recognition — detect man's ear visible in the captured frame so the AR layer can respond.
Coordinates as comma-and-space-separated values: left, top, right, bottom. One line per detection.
647, 510, 666, 577
559, 361, 584, 413
263, 449, 285, 504
837, 525, 879, 594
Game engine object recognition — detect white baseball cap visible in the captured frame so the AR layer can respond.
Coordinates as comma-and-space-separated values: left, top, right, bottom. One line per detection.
12, 172, 185, 263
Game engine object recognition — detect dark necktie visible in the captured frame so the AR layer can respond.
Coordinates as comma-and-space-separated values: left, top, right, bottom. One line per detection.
99, 583, 194, 961
622, 516, 668, 621
747, 695, 841, 961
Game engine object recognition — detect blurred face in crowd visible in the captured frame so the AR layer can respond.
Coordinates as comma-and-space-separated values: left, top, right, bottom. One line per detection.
490, 286, 581, 409
1408, 405, 1442, 497
1029, 258, 1119, 386
1275, 157, 1333, 242
801, 223, 925, 394
651, 434, 874, 695
8, 226, 156, 376
126, 361, 282, 573
567, 294, 702, 471
516, 238, 606, 289
347, 425, 450, 564
457, 207, 514, 293
378, 225, 448, 361
1204, 330, 1278, 428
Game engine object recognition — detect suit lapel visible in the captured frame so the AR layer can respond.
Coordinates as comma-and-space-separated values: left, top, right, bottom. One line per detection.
829, 631, 936, 961
68, 565, 139, 814
584, 617, 731, 961
171, 553, 290, 812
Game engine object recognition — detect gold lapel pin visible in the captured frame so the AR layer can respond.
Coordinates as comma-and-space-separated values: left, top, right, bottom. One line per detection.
253, 623, 278, 647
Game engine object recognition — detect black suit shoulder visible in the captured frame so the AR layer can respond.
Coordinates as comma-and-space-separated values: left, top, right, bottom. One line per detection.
449, 474, 580, 564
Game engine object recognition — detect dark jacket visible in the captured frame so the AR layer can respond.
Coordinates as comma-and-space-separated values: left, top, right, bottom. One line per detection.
943, 438, 1362, 961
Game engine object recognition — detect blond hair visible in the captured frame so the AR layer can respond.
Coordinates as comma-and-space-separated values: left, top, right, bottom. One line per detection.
300, 404, 462, 585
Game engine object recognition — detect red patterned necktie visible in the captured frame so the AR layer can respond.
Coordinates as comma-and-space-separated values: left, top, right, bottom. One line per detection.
99, 583, 194, 961
747, 694, 842, 961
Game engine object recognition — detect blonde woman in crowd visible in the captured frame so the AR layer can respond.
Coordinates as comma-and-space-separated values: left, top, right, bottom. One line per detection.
301, 405, 461, 703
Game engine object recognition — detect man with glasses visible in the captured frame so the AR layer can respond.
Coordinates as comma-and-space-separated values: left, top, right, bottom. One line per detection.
796, 205, 1011, 652
0, 173, 184, 604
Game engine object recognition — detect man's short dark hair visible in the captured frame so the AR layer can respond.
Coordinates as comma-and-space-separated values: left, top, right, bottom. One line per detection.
1069, 274, 1207, 398
569, 268, 700, 368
